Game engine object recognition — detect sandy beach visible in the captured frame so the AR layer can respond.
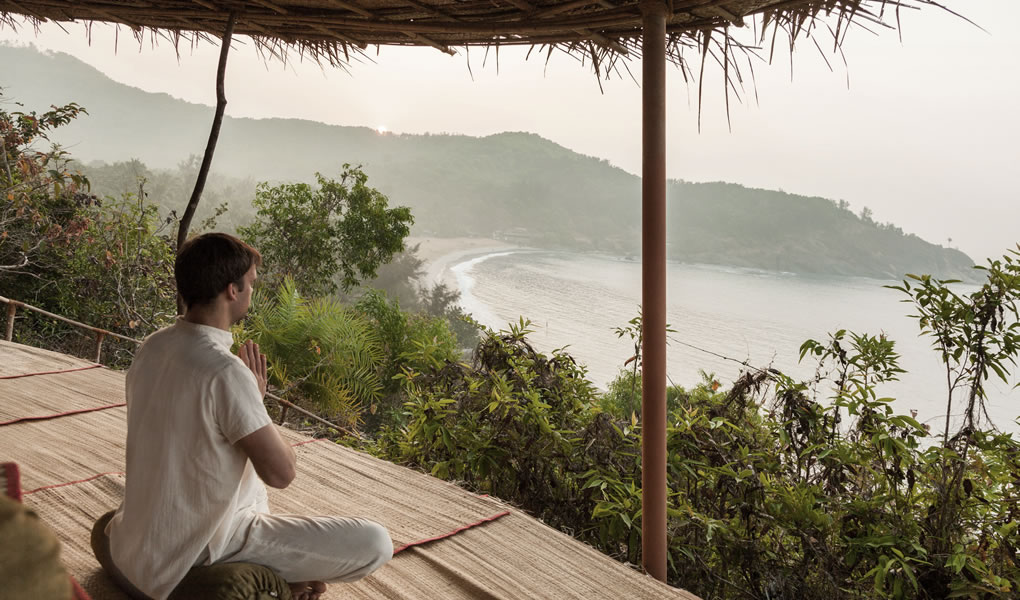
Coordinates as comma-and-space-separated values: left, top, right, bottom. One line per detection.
406, 236, 521, 289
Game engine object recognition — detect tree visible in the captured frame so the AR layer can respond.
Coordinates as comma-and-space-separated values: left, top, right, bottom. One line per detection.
1, 94, 93, 277
238, 165, 413, 297
2, 93, 178, 364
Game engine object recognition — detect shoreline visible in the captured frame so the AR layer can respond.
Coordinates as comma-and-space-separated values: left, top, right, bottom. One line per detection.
407, 236, 521, 290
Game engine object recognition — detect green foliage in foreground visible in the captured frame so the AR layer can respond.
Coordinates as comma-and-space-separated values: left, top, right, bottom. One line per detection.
238, 281, 462, 432
360, 251, 1020, 600
238, 279, 385, 428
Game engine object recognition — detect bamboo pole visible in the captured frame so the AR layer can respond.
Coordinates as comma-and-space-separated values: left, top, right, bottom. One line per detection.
94, 331, 106, 364
640, 0, 668, 583
176, 12, 237, 313
266, 392, 363, 440
5, 301, 16, 341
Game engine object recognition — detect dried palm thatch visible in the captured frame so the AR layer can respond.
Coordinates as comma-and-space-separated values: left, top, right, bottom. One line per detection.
0, 1, 954, 80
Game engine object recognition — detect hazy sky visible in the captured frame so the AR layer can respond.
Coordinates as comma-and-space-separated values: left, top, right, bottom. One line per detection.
1, 0, 1017, 261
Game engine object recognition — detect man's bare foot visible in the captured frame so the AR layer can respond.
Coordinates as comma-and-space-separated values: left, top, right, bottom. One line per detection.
288, 580, 327, 600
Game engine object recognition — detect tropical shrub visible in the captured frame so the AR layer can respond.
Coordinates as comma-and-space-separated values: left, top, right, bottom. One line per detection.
362, 249, 1020, 600
36, 193, 177, 365
353, 289, 460, 429
239, 279, 385, 427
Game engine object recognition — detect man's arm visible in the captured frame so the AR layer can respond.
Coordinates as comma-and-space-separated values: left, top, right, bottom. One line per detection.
235, 339, 296, 489
235, 424, 296, 489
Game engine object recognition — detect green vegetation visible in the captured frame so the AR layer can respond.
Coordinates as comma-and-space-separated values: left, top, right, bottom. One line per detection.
5, 87, 1019, 599
0, 93, 465, 368
4, 44, 976, 281
0, 95, 177, 365
238, 166, 413, 297
361, 252, 1020, 598
239, 279, 386, 428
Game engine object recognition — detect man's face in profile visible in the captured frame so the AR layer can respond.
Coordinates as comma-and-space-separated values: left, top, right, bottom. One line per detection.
232, 264, 257, 324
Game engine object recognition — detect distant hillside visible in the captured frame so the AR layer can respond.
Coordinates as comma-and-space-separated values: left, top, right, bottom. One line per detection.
2, 44, 976, 280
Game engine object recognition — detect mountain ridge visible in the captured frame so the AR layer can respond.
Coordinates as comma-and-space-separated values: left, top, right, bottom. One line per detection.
1, 43, 977, 281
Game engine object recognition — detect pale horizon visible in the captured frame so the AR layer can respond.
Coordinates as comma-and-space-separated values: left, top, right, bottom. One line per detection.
1, 0, 1017, 261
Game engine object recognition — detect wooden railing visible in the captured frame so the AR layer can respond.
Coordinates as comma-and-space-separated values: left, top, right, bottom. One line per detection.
1, 294, 140, 363
0, 294, 358, 438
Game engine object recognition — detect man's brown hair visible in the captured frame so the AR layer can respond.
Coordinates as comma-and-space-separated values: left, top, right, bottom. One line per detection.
175, 233, 262, 308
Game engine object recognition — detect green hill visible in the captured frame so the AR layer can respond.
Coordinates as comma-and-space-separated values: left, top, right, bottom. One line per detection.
1, 43, 976, 280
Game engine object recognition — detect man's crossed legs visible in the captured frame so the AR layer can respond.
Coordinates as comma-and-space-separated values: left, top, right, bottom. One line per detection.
219, 514, 393, 600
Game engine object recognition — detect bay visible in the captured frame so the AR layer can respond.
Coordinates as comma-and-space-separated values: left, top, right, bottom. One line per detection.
448, 249, 1019, 435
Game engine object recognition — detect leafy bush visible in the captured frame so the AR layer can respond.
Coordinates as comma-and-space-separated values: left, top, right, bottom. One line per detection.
370, 319, 607, 530
362, 250, 1020, 599
239, 279, 385, 427
353, 289, 460, 429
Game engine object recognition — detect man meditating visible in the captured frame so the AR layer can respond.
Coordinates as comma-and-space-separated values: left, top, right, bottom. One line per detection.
104, 233, 392, 600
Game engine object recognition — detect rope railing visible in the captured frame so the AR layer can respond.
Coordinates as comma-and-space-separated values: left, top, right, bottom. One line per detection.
0, 294, 360, 439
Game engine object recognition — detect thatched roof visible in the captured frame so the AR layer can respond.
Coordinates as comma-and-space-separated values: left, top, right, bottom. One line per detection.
1, 1, 946, 75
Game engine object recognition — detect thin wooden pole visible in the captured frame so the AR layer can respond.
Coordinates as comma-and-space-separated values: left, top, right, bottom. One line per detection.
94, 331, 106, 364
5, 301, 16, 341
266, 392, 363, 440
176, 13, 237, 313
640, 0, 668, 583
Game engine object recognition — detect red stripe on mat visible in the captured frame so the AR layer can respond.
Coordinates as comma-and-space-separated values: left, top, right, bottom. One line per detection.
24, 471, 125, 496
393, 510, 512, 554
0, 364, 103, 379
0, 402, 127, 427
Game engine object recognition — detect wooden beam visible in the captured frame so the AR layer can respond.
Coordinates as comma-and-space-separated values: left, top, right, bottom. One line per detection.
639, 0, 668, 584
0, 295, 139, 346
190, 0, 219, 11
532, 0, 600, 19
34, 6, 647, 35
326, 0, 375, 19
310, 23, 368, 48
503, 0, 536, 11
578, 29, 629, 54
403, 31, 455, 54
707, 5, 744, 26
251, 0, 289, 15
399, 0, 465, 22
325, 0, 454, 54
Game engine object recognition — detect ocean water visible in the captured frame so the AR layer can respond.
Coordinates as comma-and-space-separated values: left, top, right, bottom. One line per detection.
449, 249, 1019, 435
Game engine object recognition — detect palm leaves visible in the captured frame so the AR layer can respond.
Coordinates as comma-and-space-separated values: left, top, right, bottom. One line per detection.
240, 277, 384, 428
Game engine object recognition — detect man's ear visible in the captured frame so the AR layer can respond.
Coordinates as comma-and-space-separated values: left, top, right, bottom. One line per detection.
225, 281, 239, 301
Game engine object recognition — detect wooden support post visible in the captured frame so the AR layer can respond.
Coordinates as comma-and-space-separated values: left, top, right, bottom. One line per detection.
175, 13, 237, 314
640, 0, 668, 583
5, 302, 16, 341
94, 331, 106, 364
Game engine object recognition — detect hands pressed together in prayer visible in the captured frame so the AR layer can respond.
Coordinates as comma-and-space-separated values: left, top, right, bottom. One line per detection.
236, 340, 329, 599
237, 339, 268, 398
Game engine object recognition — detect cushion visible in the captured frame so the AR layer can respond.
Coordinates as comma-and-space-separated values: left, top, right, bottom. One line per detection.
91, 510, 293, 600
0, 492, 73, 600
